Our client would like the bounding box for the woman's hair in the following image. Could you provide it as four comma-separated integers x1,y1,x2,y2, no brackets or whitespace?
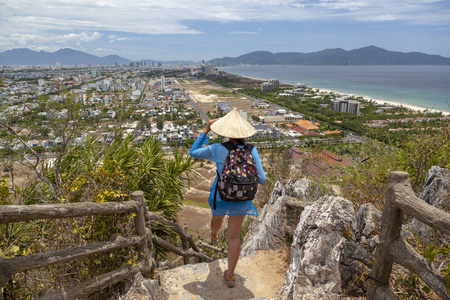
235,138,245,145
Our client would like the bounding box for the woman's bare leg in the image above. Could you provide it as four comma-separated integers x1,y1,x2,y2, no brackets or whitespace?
211,215,225,237
226,215,246,282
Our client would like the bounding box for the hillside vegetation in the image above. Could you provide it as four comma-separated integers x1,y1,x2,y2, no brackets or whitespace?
1,73,449,298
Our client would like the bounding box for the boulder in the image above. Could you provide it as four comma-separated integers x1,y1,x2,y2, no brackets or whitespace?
340,204,380,296
241,179,381,298
280,197,381,299
240,181,286,257
120,272,168,300
241,178,333,257
280,196,356,299
284,178,336,201
410,166,450,243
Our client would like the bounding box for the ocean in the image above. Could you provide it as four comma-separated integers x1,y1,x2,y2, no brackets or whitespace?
219,65,450,114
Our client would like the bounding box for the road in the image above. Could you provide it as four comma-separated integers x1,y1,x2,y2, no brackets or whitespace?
175,80,210,123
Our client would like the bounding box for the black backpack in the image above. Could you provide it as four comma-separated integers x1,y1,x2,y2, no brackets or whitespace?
213,141,258,209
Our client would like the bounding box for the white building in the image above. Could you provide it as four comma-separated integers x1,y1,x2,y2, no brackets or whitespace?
161,76,166,91
261,79,280,91
205,65,215,76
348,100,361,114
331,99,360,114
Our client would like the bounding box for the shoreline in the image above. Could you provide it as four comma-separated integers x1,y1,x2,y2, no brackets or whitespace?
221,71,450,116
315,87,450,116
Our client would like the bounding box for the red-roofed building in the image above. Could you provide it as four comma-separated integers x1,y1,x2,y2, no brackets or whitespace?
323,130,341,135
294,120,320,131
287,147,352,177
289,125,319,136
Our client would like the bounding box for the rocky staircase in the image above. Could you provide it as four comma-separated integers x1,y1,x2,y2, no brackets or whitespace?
121,249,287,300
121,167,450,300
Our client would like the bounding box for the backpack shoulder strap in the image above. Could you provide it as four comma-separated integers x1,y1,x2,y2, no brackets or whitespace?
245,143,254,152
222,141,237,152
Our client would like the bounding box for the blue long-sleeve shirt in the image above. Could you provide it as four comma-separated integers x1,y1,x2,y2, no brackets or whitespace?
189,132,266,216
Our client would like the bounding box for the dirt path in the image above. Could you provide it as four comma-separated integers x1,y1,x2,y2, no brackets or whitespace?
179,204,214,240
158,248,289,300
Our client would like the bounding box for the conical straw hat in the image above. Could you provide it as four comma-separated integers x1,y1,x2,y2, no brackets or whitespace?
210,108,256,139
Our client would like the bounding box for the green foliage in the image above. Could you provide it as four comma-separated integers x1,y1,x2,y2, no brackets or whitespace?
0,177,9,204
340,141,396,208
156,116,164,130
394,126,450,190
394,272,432,299
340,122,449,208
1,122,196,297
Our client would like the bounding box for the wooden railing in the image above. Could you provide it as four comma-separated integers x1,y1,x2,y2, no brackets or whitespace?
0,191,154,300
367,171,450,300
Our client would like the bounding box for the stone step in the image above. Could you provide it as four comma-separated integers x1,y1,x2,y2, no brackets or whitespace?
158,249,288,300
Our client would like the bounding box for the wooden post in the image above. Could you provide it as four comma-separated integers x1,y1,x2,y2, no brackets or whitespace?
367,171,408,300
132,191,153,277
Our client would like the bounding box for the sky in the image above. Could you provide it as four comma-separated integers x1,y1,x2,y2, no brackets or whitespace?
0,0,449,62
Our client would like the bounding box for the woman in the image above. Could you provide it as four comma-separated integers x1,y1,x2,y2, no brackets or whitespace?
189,108,266,288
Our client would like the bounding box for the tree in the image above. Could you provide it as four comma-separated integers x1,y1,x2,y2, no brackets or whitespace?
156,116,164,130
0,81,198,297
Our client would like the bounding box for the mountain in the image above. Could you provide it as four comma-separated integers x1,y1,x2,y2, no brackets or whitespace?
210,46,450,65
0,48,132,66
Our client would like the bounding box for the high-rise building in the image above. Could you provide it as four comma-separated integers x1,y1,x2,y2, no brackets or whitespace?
205,65,215,76
261,79,280,91
331,100,340,111
331,99,360,114
161,76,165,91
348,100,361,114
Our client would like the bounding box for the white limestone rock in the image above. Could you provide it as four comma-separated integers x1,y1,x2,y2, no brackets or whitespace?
241,178,332,257
241,181,286,257
410,166,450,243
280,196,356,299
120,272,168,300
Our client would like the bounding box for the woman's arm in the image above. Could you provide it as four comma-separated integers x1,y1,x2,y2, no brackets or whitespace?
202,119,218,135
252,147,266,184
189,119,218,160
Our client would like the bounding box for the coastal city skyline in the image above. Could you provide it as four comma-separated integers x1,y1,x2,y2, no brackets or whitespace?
1,0,449,61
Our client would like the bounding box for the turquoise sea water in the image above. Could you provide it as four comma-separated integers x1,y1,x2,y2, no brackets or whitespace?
219,65,450,114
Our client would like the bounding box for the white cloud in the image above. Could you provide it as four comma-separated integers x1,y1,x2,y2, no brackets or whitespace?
0,32,101,51
370,14,397,22
1,0,447,36
230,31,258,34
95,48,114,52
0,0,449,52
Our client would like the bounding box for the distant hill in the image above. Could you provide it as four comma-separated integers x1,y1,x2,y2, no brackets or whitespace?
0,48,199,67
0,48,132,66
210,46,450,65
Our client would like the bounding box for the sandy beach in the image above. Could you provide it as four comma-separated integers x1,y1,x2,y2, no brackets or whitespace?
316,87,450,116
